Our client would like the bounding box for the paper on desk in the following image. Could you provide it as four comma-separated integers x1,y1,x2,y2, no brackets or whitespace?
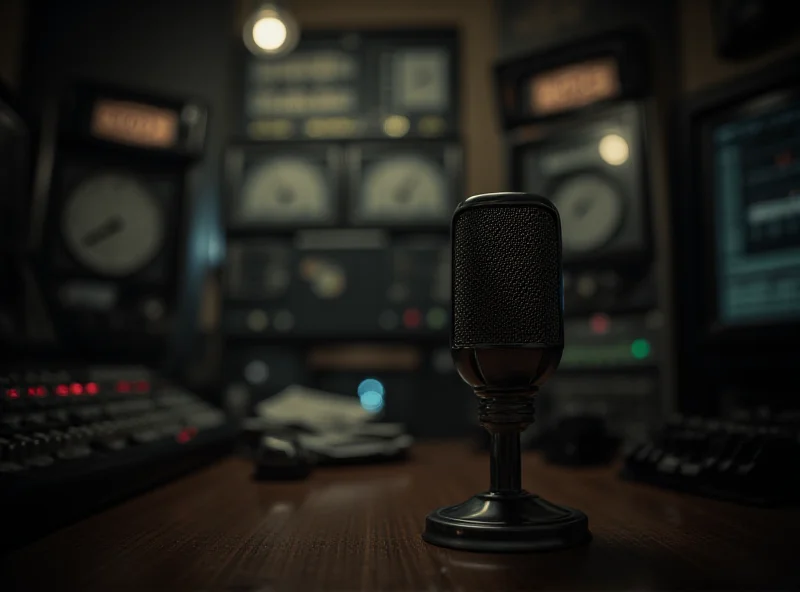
255,384,376,431
298,433,414,458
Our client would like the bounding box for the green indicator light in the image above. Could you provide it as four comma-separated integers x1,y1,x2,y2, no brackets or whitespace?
631,338,651,360
426,307,447,330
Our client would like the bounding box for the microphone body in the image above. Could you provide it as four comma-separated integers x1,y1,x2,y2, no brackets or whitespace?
451,193,563,431
422,192,590,553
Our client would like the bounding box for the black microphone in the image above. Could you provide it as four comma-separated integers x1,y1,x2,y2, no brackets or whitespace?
422,192,591,553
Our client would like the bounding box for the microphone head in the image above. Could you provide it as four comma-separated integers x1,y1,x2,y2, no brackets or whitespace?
451,193,564,392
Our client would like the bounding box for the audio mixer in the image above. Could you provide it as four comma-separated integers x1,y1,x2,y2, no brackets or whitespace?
0,366,235,551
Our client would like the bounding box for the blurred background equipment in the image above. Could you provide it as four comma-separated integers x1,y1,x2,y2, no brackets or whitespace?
497,30,662,443
222,28,470,436
33,81,207,362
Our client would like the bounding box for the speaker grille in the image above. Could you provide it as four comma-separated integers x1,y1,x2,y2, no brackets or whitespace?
452,204,562,348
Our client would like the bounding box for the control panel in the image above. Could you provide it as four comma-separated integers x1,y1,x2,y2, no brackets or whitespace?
224,232,450,339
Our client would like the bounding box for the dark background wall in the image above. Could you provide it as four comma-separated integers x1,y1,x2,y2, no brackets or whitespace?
21,0,233,165
0,0,26,88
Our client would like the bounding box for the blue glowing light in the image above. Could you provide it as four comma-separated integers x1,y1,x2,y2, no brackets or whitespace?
359,390,384,413
357,378,384,397
357,378,385,413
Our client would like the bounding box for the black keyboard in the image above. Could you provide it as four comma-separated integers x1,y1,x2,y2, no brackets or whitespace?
0,366,236,552
621,414,800,506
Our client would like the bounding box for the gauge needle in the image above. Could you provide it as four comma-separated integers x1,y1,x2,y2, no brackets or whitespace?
393,177,418,203
82,216,125,247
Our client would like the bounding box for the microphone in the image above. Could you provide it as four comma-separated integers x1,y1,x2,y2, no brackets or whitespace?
422,192,591,553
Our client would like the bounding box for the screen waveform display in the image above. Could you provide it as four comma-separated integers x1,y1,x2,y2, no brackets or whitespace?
712,97,800,325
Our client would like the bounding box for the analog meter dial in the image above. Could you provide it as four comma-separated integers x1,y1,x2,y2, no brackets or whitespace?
552,173,624,254
357,155,448,223
61,173,165,277
238,157,333,225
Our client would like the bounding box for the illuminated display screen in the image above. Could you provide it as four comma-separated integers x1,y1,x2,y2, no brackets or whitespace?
711,96,800,325
90,99,178,148
528,58,620,117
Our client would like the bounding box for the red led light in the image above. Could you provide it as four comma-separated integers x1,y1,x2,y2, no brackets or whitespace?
133,380,150,393
6,388,19,399
402,308,422,329
27,386,46,398
69,382,84,395
85,382,99,395
116,380,131,393
175,426,198,444
590,313,611,335
55,384,69,397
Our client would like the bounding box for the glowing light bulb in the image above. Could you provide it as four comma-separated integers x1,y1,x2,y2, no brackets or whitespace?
252,16,288,51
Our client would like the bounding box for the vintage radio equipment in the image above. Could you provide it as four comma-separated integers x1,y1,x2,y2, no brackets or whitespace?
223,232,451,340
223,139,460,341
497,31,661,438
235,30,459,141
34,81,208,361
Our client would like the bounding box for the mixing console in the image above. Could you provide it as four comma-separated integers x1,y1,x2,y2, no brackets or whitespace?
0,366,235,551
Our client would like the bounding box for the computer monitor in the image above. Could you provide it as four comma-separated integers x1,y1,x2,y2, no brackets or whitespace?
707,92,800,329
673,56,800,414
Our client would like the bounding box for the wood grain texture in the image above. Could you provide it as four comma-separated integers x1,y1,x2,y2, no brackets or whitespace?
3,441,799,591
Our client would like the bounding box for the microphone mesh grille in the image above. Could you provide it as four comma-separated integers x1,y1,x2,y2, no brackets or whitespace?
452,204,562,348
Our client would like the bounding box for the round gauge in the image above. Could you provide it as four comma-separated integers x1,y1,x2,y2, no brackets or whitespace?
62,173,165,277
238,157,332,225
358,155,448,223
552,174,624,254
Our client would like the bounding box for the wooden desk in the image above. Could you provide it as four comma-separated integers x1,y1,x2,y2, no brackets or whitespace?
3,442,799,591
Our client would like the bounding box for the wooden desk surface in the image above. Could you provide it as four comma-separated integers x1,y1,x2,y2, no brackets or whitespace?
3,441,799,591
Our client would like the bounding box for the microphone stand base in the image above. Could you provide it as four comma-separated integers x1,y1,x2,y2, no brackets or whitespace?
422,491,590,553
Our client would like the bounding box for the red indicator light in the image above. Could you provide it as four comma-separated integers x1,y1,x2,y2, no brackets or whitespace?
116,381,131,393
133,380,150,393
402,308,422,329
55,384,69,397
175,426,198,444
85,382,99,395
36,386,47,397
590,313,611,335
69,382,84,395
27,387,37,397
6,388,19,399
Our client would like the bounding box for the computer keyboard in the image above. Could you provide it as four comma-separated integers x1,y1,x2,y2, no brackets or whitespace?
0,366,236,552
620,413,800,506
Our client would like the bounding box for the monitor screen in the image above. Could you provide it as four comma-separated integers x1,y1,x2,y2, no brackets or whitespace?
709,94,800,327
